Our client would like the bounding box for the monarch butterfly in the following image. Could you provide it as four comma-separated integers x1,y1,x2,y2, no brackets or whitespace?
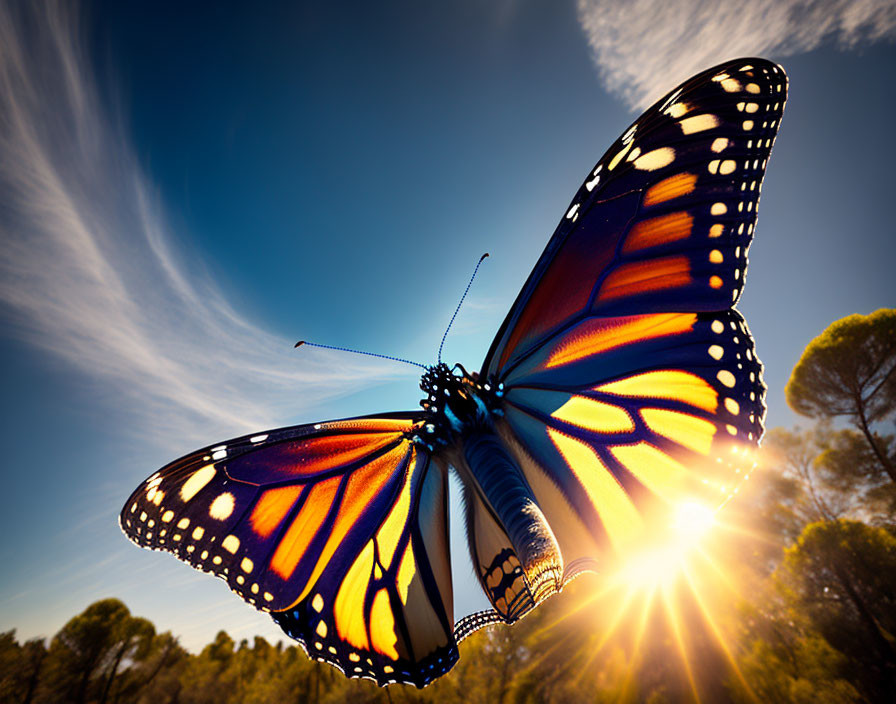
121,58,786,687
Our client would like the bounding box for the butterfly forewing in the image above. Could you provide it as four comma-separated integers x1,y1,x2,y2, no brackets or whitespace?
484,58,786,378
120,414,457,687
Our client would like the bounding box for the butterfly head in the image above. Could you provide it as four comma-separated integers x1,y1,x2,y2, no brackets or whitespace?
416,362,499,447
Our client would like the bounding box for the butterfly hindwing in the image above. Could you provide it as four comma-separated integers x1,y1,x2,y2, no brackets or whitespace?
484,58,786,379
496,309,765,570
462,483,535,623
120,414,457,687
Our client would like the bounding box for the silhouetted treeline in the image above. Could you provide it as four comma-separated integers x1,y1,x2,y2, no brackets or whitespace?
3,311,893,704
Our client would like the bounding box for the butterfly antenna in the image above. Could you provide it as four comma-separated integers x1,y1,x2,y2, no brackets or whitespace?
438,252,489,363
295,340,427,370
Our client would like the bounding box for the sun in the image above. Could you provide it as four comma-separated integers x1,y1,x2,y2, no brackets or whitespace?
528,489,766,702
673,501,716,542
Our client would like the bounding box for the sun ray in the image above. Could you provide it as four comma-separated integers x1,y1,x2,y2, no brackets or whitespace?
690,546,745,600
528,576,620,640
680,563,759,703
618,585,660,699
571,586,642,688
660,583,701,703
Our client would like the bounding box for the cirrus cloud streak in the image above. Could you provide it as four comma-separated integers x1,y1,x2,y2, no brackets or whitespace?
0,3,400,444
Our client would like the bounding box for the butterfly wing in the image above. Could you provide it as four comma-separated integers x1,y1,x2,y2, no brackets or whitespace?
494,309,763,575
120,414,456,687
484,58,786,378
461,483,536,623
477,58,786,579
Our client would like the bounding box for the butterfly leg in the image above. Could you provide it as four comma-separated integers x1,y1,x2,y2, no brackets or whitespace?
463,433,563,604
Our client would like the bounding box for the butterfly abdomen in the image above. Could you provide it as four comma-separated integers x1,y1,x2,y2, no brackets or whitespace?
461,433,563,605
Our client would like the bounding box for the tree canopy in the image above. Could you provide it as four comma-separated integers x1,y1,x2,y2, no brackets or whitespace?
786,308,896,422
786,308,896,483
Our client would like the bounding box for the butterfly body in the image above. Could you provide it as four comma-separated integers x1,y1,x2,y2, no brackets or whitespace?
122,58,788,687
416,363,565,604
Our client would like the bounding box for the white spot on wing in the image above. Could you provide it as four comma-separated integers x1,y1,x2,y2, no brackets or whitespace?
664,101,688,118
181,464,216,502
720,78,742,93
608,142,633,170
679,114,718,134
717,370,736,388
209,493,235,520
633,147,674,171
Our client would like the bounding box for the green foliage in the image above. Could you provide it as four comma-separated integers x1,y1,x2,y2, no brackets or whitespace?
815,428,896,519
775,520,896,701
757,424,896,533
41,598,157,704
761,426,852,530
0,630,47,704
786,308,896,423
6,526,895,703
786,309,896,484
736,632,861,704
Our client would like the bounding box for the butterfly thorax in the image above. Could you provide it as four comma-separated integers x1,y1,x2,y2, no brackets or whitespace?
415,363,503,449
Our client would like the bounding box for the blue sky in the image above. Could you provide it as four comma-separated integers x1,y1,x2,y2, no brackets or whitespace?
1,0,894,650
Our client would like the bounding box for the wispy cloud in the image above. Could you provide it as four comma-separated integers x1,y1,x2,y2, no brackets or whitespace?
576,0,896,109
0,3,402,443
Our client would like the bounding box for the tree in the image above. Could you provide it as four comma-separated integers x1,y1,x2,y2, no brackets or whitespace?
776,520,896,702
814,428,896,521
40,598,156,704
754,424,896,536
761,427,850,527
786,309,896,483
735,628,861,704
96,614,154,704
0,631,47,704
127,631,188,704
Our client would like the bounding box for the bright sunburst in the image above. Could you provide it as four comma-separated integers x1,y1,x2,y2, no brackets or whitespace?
529,460,770,703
